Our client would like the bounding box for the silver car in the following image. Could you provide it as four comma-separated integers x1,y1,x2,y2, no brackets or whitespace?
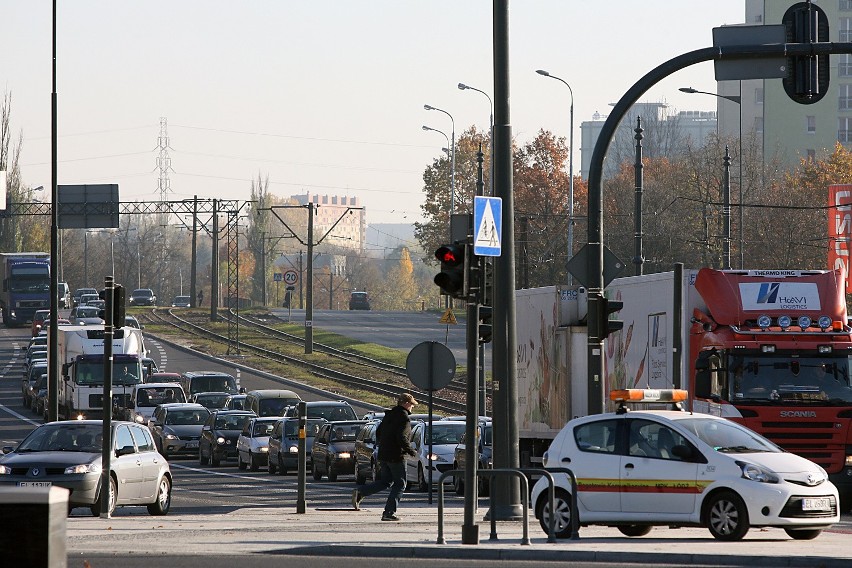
148,403,210,458
236,417,278,471
0,420,172,517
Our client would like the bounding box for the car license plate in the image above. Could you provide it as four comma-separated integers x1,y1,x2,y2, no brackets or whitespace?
17,481,52,488
802,497,831,511
185,441,198,449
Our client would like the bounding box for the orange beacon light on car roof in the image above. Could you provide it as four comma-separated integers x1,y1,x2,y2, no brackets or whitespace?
609,389,688,404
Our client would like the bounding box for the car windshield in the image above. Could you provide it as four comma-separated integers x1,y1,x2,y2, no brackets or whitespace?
189,376,238,394
308,405,357,421
283,419,325,438
17,423,104,452
165,409,209,425
676,417,781,453
76,307,99,318
136,387,185,407
331,424,361,441
133,290,153,298
197,394,229,408
253,422,276,436
259,398,301,417
426,423,466,445
215,415,251,430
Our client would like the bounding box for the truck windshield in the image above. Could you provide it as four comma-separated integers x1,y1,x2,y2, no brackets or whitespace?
730,354,852,404
9,271,50,292
76,361,143,386
189,376,238,394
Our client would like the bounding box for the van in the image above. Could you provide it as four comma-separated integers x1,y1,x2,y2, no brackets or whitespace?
180,371,240,397
58,282,71,309
349,291,370,310
245,389,302,417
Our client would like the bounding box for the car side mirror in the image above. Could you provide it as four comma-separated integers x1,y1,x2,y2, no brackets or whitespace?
116,445,135,457
2,446,13,454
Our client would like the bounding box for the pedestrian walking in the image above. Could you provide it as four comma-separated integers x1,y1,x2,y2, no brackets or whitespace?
197,289,204,306
352,393,418,521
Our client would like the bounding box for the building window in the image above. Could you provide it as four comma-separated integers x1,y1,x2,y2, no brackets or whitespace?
842,18,852,41
839,117,852,142
807,116,816,133
842,84,852,110
754,88,764,105
842,55,852,77
807,149,816,162
843,0,852,11
755,117,764,134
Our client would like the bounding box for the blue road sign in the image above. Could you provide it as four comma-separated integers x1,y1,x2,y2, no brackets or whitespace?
473,196,502,256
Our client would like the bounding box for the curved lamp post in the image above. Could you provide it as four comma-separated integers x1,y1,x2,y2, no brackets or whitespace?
458,83,494,197
535,69,575,283
424,104,456,215
680,86,744,268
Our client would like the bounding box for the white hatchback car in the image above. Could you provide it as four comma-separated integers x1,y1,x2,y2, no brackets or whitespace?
533,404,839,541
405,419,466,490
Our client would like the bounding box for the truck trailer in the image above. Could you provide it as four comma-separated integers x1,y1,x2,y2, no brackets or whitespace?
0,252,50,326
54,324,147,420
516,268,852,511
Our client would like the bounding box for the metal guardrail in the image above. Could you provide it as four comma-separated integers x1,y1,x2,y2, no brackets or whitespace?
435,466,579,545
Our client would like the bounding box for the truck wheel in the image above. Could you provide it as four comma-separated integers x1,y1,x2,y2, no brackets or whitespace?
706,490,749,541
536,488,574,539
146,476,171,516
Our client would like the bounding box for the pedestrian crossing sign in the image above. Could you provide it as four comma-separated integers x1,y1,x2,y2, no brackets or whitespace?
473,196,502,256
439,308,457,325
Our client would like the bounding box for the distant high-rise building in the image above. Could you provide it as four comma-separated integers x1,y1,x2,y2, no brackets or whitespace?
291,193,365,252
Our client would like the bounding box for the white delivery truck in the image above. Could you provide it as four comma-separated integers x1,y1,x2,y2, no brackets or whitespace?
55,324,148,420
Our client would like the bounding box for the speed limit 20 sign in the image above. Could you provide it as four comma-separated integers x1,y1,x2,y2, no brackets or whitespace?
283,270,299,285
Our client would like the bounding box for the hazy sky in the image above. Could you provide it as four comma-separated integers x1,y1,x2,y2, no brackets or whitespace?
3,1,743,226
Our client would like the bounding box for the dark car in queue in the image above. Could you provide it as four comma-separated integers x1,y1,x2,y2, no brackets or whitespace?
129,288,156,306
223,394,248,411
282,400,358,422
180,371,240,399
199,410,256,467
148,403,210,458
191,391,231,410
236,417,278,471
452,420,493,496
354,420,381,485
21,361,48,410
311,421,366,481
0,420,172,517
267,417,326,475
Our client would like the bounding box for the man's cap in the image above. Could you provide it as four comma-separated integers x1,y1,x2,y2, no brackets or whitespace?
398,393,418,406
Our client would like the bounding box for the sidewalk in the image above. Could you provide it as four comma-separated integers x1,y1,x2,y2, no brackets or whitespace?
65,502,852,567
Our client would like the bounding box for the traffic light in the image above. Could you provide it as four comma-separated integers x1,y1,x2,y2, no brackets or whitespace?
478,305,493,344
596,293,624,340
782,1,829,105
434,242,466,299
98,284,126,328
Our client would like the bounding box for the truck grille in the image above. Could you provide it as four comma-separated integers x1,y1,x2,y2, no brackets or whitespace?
88,394,132,407
756,421,846,473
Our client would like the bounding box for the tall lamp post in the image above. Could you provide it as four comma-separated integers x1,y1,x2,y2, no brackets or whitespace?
424,104,456,216
536,69,575,283
458,83,494,196
422,125,451,159
680,86,744,268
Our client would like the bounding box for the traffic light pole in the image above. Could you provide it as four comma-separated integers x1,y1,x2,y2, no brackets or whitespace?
585,37,852,413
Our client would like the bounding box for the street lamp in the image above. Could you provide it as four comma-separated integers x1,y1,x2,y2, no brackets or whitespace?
680,86,744,268
457,83,494,197
424,104,456,215
536,69,576,283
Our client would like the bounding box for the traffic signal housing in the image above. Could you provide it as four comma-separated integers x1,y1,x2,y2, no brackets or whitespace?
596,293,624,340
782,1,829,105
98,284,127,328
434,242,467,299
478,305,493,344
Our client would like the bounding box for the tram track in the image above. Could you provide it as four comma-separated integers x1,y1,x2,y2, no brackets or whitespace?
138,309,468,415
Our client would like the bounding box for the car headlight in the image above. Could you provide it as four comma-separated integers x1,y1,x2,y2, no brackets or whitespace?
135,415,145,424
542,450,550,468
737,460,779,483
217,437,226,445
165,434,178,440
337,452,351,459
260,446,269,452
0,464,11,475
288,445,299,454
64,463,102,475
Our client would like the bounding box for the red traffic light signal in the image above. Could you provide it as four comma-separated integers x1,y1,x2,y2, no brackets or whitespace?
434,243,466,299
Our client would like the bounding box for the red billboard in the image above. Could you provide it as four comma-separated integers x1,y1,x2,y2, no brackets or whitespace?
828,184,852,291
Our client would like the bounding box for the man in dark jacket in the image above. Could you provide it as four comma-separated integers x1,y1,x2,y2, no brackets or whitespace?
352,393,417,521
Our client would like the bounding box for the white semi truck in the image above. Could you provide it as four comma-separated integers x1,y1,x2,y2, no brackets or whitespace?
55,325,148,420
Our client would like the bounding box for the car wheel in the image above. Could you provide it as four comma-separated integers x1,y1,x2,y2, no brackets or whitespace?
536,488,574,539
453,464,464,496
238,453,247,470
417,464,428,492
249,453,260,472
706,490,750,541
147,476,171,516
199,445,209,466
327,460,338,482
784,528,823,540
91,476,117,517
617,525,653,537
312,462,322,481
